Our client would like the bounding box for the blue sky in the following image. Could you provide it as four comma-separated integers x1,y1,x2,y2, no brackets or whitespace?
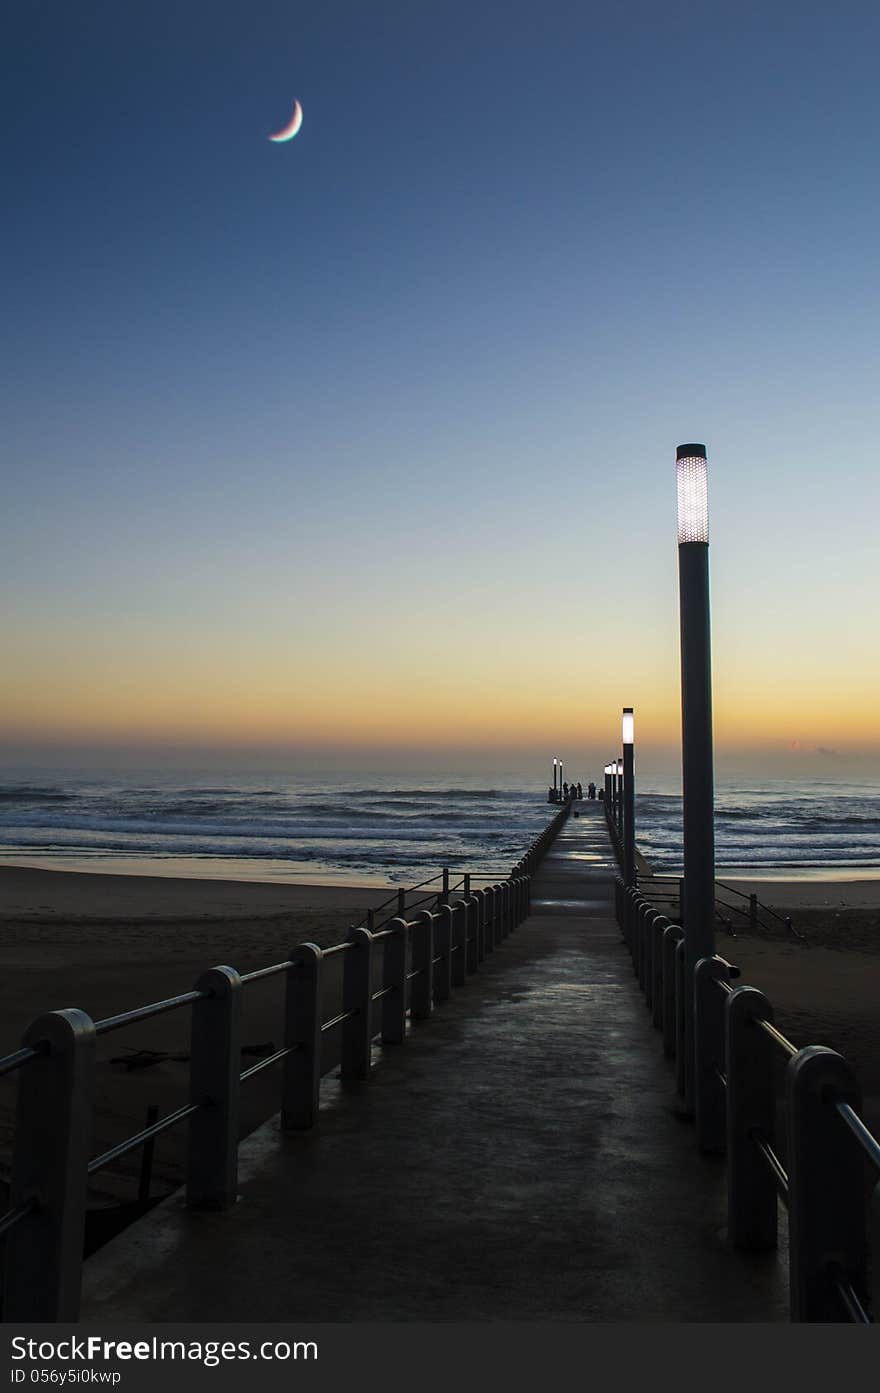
3,1,879,776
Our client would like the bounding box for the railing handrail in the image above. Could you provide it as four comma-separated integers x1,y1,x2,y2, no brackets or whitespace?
631,871,805,939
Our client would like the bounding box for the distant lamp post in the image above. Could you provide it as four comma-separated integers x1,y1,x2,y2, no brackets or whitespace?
677,442,716,1111
559,758,564,799
552,757,558,802
622,707,635,886
604,763,612,808
615,758,624,838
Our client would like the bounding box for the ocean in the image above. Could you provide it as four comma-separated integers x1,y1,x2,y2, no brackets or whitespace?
0,771,878,885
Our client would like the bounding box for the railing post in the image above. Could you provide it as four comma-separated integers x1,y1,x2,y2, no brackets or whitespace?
3,1008,95,1321
483,887,495,955
465,896,479,973
631,895,643,977
472,889,486,961
650,914,669,1026
694,956,732,1153
645,908,660,1003
494,883,505,946
186,965,242,1211
411,911,434,1020
282,944,323,1131
639,902,651,992
341,927,374,1080
450,902,467,988
434,904,453,1003
725,985,777,1250
786,1046,867,1321
441,867,450,904
381,917,409,1044
627,890,639,958
397,887,406,916
674,937,687,1098
464,873,471,898
662,924,683,1059
502,881,511,937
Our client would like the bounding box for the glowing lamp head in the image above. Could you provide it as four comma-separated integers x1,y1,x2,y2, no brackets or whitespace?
676,443,709,545
622,708,634,746
616,759,624,776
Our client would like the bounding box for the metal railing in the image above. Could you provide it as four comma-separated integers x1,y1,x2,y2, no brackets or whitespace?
614,876,879,1323
0,804,571,1322
624,872,806,941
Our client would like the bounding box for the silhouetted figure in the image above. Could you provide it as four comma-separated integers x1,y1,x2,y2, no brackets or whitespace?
562,781,569,800
576,782,583,800
588,781,596,800
597,788,604,800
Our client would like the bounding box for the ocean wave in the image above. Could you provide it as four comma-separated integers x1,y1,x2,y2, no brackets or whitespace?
0,786,75,804
355,788,507,799
0,817,529,848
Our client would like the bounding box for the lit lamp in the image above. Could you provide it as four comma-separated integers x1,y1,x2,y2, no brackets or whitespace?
676,443,716,1112
552,757,558,802
622,707,635,886
604,763,612,809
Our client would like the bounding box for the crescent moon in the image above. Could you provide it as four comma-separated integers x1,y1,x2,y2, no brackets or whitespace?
268,100,303,143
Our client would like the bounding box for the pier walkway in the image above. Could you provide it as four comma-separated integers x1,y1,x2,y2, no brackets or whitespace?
82,803,788,1321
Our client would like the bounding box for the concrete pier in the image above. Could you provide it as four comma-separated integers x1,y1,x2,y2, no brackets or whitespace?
81,803,788,1321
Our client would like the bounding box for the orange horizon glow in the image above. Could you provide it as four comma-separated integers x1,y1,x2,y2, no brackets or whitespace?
3,612,878,758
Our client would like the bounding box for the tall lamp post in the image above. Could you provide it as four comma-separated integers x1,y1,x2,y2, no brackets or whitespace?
552,757,558,802
616,758,624,839
622,707,635,886
677,443,716,1110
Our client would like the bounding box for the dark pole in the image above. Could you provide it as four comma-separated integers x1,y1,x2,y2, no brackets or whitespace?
677,442,716,1112
616,759,624,839
553,758,557,801
622,708,635,886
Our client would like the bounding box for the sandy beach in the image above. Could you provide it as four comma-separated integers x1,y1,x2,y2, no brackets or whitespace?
2,863,879,1212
